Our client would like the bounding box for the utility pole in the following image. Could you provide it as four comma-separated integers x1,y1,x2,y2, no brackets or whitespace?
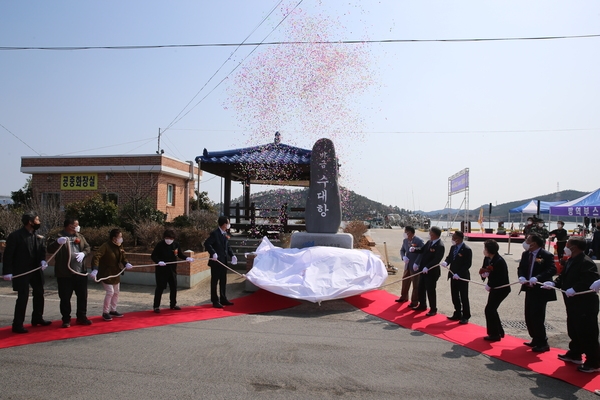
156,128,163,154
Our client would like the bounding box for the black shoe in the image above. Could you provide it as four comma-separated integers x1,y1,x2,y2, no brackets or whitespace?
425,311,437,317
102,313,112,321
170,305,181,310
558,353,583,365
483,335,501,342
76,318,92,326
412,305,427,311
447,315,461,321
221,301,234,306
407,303,418,308
12,326,28,334
213,303,223,308
154,308,161,314
395,298,408,303
459,319,469,325
578,365,600,373
31,319,52,327
61,322,71,328
532,345,550,353
109,311,123,318
523,342,535,347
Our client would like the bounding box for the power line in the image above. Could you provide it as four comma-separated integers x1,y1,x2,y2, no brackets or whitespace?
2,34,599,51
0,123,41,155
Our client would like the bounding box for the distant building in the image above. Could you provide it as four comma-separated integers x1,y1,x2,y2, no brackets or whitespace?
0,196,13,207
21,154,200,221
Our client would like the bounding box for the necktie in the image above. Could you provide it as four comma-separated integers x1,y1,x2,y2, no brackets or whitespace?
453,246,459,258
528,252,534,278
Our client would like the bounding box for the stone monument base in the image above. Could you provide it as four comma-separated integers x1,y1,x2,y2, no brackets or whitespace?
290,232,353,250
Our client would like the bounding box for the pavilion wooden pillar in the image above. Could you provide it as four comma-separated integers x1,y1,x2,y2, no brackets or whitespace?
244,178,251,219
224,171,232,218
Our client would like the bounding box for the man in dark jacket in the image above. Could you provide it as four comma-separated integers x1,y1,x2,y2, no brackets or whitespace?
411,226,445,317
517,234,557,352
544,236,600,372
47,217,92,328
204,217,237,308
151,229,193,313
441,231,473,324
2,212,51,333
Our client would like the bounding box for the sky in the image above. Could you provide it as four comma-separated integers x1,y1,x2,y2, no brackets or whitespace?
1,1,599,212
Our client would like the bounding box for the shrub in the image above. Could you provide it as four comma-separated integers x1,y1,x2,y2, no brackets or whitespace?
177,227,211,252
172,215,193,228
81,226,134,248
0,207,22,240
132,220,165,250
65,194,118,228
343,220,368,248
188,209,219,232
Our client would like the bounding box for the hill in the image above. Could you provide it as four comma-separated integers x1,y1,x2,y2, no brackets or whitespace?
230,189,589,222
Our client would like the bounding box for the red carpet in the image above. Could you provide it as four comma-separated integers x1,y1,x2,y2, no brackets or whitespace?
345,290,600,393
0,290,300,349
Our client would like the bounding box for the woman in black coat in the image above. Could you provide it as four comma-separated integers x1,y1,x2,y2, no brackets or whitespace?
480,239,511,342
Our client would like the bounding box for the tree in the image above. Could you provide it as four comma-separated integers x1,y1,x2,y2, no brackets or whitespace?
65,194,119,228
191,190,217,213
10,177,33,208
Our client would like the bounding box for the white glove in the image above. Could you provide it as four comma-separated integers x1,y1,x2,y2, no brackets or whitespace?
408,247,415,253
518,276,527,284
481,272,489,278
441,261,448,268
89,269,98,279
125,263,133,270
529,277,538,285
186,257,194,262
158,261,166,266
3,274,12,281
452,273,460,280
542,281,555,289
413,264,419,272
57,236,68,245
422,267,428,274
402,256,410,264
41,260,48,270
231,256,238,265
212,253,218,260
485,284,491,292
590,279,600,293
565,288,576,297
75,252,85,263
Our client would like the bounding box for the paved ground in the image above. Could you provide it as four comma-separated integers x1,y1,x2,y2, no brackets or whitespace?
0,228,596,399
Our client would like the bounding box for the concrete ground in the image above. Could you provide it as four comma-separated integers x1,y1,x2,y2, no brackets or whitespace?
0,228,596,399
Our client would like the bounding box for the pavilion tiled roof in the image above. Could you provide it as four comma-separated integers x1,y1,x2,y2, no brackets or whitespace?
196,142,311,165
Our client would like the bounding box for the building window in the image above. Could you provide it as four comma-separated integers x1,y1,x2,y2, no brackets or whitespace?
41,193,61,208
102,193,118,205
167,184,174,206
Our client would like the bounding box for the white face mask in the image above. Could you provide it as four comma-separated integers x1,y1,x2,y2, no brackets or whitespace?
557,224,563,228
164,239,174,245
115,237,123,245
537,223,544,228
564,246,572,257
226,224,231,230
527,220,533,225
451,240,457,246
522,242,530,251
75,226,81,233
403,233,408,239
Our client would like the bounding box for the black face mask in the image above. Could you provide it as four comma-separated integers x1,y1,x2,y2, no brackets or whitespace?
32,223,41,230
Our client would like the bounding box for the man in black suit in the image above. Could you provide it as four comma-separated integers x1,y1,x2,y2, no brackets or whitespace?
411,226,445,316
203,216,237,308
2,212,51,333
544,236,600,372
517,234,557,352
441,231,473,324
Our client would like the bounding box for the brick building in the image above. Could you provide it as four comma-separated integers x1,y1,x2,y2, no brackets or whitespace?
21,154,200,221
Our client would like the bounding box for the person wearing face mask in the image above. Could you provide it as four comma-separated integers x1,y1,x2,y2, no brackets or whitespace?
47,217,92,328
395,226,424,307
480,239,511,341
517,234,557,352
543,237,600,372
2,212,50,333
151,229,194,313
410,226,445,316
530,219,550,241
591,220,600,260
440,231,473,324
549,220,569,259
523,217,535,237
91,228,132,321
204,216,237,308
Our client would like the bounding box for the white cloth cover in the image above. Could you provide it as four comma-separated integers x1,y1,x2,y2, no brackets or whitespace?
246,237,388,303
